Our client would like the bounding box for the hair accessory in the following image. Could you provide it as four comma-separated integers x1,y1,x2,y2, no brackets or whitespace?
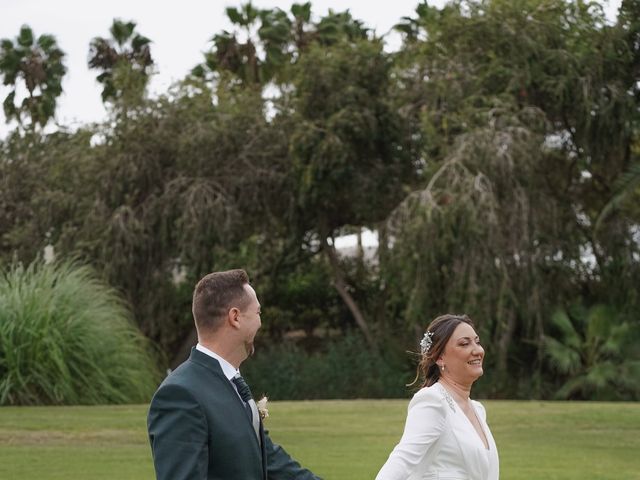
420,331,434,355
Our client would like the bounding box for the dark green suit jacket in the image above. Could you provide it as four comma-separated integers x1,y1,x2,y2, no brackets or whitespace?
147,348,321,480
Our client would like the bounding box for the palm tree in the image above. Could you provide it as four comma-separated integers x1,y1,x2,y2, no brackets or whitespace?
193,2,266,86
543,305,640,400
0,25,66,129
192,2,370,88
88,19,153,104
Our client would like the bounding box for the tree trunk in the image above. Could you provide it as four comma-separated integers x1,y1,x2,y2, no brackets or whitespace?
494,270,517,388
356,229,365,262
323,236,377,349
496,312,516,378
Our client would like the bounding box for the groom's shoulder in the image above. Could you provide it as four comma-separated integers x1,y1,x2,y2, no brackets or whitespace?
152,360,192,394
160,355,204,385
149,360,206,410
157,353,226,391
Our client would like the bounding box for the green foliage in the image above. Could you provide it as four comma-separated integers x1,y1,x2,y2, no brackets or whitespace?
88,19,153,105
1,1,639,400
290,39,414,232
258,260,346,339
0,129,97,265
0,78,293,367
382,0,640,391
0,25,66,128
383,104,574,388
193,2,370,87
543,304,640,400
243,333,412,399
596,159,640,231
282,38,417,346
0,260,161,405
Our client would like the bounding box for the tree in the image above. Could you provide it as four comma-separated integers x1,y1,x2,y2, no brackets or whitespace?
197,2,264,85
380,0,640,393
0,25,66,129
594,0,640,231
66,80,293,367
285,39,416,347
88,19,153,106
192,2,370,89
2,1,639,399
0,127,97,268
384,105,575,389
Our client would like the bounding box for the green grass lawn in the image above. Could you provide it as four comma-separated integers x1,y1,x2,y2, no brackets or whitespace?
1,400,638,479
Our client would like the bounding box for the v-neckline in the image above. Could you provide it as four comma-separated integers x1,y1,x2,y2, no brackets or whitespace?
437,383,491,451
462,402,490,451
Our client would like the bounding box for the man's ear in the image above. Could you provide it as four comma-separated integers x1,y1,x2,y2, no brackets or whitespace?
227,307,241,329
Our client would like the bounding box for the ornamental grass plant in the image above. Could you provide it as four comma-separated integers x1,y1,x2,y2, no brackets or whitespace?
0,260,161,405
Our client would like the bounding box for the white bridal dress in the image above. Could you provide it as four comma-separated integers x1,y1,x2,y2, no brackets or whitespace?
376,382,499,480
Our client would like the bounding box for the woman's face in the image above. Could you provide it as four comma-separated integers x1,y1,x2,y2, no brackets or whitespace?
439,322,485,383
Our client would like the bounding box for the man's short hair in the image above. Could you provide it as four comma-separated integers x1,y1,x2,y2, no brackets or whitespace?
192,269,251,332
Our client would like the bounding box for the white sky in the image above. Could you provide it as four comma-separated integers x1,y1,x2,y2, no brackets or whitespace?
0,0,622,136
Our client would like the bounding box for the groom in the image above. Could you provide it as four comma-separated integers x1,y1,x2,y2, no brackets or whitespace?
147,269,322,480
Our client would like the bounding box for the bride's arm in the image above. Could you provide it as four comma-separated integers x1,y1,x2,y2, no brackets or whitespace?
375,388,446,480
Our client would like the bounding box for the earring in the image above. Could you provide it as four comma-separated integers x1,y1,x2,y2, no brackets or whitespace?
440,364,445,372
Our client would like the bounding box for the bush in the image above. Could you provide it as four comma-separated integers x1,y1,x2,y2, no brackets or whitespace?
0,261,161,405
244,332,413,400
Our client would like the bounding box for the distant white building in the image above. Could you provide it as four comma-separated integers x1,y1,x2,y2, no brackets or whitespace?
334,228,378,263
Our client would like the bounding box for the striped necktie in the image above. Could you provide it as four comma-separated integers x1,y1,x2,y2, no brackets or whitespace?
232,374,253,419
232,374,260,440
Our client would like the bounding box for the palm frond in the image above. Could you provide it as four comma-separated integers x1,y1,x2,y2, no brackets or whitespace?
554,374,588,400
543,335,581,374
550,309,581,349
17,25,34,47
595,161,640,231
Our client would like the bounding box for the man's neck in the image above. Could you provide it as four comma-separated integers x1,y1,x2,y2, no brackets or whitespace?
198,338,244,370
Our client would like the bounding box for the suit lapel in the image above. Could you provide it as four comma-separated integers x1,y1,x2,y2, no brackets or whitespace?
259,421,267,480
188,348,262,450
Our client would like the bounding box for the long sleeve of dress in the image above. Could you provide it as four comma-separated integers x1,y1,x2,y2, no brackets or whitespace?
376,388,447,480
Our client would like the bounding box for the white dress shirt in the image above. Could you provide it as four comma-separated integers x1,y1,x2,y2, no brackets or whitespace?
196,343,238,381
376,383,499,480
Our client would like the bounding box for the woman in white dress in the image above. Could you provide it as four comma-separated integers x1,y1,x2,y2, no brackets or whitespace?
376,314,499,480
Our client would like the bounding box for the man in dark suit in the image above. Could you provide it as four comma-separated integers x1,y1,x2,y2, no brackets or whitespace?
147,269,322,480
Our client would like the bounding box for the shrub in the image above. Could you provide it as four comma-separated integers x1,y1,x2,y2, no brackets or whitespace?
0,261,161,405
244,332,413,400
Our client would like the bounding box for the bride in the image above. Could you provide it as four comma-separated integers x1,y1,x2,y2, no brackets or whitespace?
376,314,499,480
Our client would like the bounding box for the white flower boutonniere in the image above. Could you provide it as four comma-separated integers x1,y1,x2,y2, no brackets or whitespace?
257,396,269,420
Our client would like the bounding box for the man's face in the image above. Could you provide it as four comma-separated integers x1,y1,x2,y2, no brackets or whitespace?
239,284,262,358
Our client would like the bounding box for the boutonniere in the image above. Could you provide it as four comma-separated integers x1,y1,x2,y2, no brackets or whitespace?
256,396,269,420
